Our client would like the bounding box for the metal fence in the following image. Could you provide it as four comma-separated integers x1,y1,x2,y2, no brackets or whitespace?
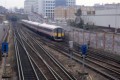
65,30,120,55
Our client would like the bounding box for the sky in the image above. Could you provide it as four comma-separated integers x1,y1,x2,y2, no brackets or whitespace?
0,0,120,9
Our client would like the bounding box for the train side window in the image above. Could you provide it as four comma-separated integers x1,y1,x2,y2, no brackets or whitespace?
44,28,52,32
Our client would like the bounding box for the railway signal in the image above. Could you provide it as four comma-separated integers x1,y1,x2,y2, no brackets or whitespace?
1,42,9,78
80,44,88,80
2,42,8,54
81,44,88,56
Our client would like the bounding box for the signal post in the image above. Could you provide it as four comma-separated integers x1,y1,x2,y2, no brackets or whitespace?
80,44,88,80
1,42,9,78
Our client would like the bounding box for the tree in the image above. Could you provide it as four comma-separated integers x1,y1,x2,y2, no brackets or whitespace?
75,8,82,16
74,8,84,28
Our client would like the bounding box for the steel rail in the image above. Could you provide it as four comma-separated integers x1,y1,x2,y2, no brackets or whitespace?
42,41,120,80
23,29,77,80
14,32,23,80
51,47,119,80
15,30,39,80
20,30,67,80
17,29,60,80
21,24,120,79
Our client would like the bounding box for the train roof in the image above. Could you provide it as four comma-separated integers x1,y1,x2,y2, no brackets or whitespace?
40,23,62,29
22,20,62,30
22,20,39,25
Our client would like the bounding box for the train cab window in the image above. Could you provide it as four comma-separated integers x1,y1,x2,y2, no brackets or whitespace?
56,28,62,37
58,28,62,33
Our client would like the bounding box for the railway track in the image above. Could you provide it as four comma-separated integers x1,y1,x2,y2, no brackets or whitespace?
15,26,76,80
17,30,60,80
23,24,120,68
14,31,39,80
36,39,120,80
21,25,120,80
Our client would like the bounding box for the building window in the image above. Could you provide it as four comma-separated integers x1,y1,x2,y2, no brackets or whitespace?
87,11,95,15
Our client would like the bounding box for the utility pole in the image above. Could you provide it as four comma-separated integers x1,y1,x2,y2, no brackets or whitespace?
69,41,73,60
115,4,118,33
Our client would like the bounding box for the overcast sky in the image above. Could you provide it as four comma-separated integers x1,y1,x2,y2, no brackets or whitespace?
0,0,120,9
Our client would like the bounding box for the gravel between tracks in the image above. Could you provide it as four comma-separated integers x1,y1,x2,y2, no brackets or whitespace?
42,44,108,80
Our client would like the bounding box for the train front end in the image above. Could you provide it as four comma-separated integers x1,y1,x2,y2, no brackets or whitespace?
53,28,64,41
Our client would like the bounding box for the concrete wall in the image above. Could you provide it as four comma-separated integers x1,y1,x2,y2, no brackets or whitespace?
65,30,120,55
81,9,120,28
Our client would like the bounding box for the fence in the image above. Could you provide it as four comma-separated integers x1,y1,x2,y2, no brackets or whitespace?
65,30,120,55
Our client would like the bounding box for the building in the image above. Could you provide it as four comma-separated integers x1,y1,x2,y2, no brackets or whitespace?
80,4,120,28
54,3,120,29
24,0,76,19
81,8,120,28
37,0,44,15
24,0,36,13
55,0,66,7
66,6,78,20
24,0,55,18
0,6,7,14
13,8,24,14
54,6,66,21
94,3,120,10
54,5,95,21
43,0,76,19
53,0,76,20
55,0,76,7
55,0,75,7
66,0,76,6
43,0,55,19
54,6,79,21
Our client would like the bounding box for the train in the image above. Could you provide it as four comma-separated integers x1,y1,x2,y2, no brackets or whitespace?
21,20,64,41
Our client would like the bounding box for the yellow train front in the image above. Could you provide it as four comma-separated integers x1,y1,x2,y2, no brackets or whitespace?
53,28,64,41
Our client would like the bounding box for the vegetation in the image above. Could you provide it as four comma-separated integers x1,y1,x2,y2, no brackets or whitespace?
75,9,82,16
67,19,76,26
67,8,86,29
